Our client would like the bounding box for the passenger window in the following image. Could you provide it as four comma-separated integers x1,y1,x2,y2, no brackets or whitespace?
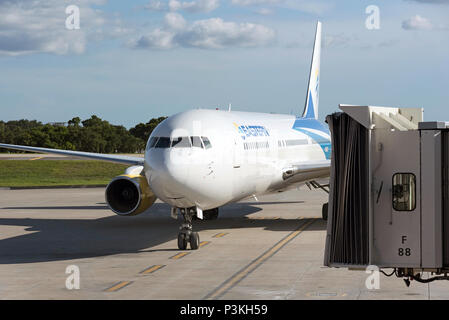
201,137,212,149
392,173,416,211
155,137,170,148
171,137,191,148
190,136,203,148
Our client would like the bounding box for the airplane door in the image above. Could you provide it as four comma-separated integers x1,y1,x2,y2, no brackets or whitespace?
233,137,242,168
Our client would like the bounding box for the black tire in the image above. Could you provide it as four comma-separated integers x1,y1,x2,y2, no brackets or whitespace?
178,233,187,250
190,232,200,250
322,203,329,221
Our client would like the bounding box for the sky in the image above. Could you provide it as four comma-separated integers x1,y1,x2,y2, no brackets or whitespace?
0,0,448,128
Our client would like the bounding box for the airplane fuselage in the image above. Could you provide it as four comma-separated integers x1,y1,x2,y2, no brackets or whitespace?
145,109,331,210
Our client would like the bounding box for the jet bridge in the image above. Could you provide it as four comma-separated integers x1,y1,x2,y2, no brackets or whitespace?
324,104,449,285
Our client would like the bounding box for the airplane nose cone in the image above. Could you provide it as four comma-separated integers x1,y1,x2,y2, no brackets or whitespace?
145,147,229,210
145,149,197,206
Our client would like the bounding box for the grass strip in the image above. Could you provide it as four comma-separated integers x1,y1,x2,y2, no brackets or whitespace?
0,160,127,187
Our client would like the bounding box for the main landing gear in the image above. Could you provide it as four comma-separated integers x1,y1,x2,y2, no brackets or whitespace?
177,208,200,250
322,202,328,221
305,180,329,222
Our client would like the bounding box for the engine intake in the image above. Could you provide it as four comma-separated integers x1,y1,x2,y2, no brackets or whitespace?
105,174,156,216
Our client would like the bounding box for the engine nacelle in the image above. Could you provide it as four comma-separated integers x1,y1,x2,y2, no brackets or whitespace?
105,171,157,216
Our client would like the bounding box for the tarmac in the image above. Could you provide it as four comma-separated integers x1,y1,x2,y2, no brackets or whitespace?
1,186,449,300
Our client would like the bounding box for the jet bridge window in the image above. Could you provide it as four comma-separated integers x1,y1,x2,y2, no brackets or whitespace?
171,137,191,148
392,173,416,211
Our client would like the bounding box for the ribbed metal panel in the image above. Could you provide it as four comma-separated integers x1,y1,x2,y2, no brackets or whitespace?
324,113,369,266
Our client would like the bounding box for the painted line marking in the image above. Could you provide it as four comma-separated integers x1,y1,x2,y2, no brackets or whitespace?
306,292,348,298
199,241,210,248
213,232,228,238
204,218,315,300
104,281,133,292
140,264,165,275
170,252,190,260
29,156,44,161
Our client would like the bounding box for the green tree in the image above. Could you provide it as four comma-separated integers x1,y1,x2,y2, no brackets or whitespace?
68,117,81,127
0,115,166,154
130,116,167,142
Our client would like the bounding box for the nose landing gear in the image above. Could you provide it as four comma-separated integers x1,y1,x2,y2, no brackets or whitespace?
177,208,200,250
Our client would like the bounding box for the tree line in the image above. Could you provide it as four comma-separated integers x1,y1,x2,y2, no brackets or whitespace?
0,115,167,153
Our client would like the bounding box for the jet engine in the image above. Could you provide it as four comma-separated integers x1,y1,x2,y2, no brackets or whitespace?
105,167,157,216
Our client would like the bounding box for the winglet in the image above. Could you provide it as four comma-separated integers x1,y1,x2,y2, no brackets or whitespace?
301,21,322,119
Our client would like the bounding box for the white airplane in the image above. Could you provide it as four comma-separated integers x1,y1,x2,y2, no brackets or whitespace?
0,22,331,250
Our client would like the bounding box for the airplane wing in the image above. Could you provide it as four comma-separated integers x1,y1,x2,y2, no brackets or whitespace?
282,160,330,180
0,143,144,165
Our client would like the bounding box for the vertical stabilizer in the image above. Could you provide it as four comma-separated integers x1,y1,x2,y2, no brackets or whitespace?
301,21,321,119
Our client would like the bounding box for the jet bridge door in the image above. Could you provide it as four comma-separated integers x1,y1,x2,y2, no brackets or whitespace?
372,130,421,268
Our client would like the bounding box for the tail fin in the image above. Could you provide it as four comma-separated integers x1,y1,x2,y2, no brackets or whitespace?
301,21,322,119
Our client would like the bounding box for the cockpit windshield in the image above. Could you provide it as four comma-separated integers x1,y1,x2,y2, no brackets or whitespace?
155,137,170,148
201,137,212,149
171,137,190,148
148,136,212,149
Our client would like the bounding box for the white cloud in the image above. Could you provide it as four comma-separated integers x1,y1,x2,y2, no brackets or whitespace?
0,0,123,56
231,0,331,15
164,12,187,30
406,0,449,4
133,29,175,49
144,0,166,11
255,8,274,15
130,14,276,49
231,0,281,5
402,15,433,30
178,17,276,48
323,34,352,48
146,0,220,13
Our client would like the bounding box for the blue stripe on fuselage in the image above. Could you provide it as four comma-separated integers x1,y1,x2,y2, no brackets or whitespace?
292,118,331,160
292,117,330,135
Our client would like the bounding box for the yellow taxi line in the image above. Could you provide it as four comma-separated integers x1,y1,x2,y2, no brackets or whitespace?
199,241,210,247
170,252,190,260
104,281,133,292
140,264,165,275
213,232,228,238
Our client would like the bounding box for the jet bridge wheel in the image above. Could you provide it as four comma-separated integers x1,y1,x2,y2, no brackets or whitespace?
322,203,329,221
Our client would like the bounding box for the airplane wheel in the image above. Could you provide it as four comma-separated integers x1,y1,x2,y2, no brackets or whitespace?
190,232,200,250
178,233,187,250
322,203,328,221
